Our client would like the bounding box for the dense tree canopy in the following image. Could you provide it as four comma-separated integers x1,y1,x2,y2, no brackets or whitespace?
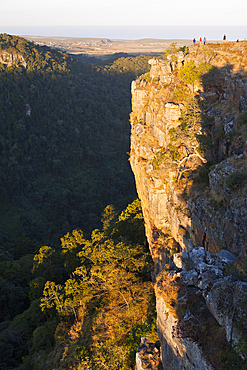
0,33,151,247
0,34,157,370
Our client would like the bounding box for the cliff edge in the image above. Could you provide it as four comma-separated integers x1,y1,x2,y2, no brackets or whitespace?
130,41,247,369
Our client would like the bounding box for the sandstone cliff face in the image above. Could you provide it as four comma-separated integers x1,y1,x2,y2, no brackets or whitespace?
131,42,247,369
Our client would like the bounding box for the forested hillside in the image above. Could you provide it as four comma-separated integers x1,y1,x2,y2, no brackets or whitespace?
0,33,156,369
0,199,158,370
0,33,150,248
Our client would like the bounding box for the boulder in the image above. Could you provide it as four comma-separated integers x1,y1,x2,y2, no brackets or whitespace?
134,124,145,136
173,253,183,269
223,113,235,134
205,278,247,343
189,247,206,267
206,106,222,117
239,95,247,112
196,263,224,290
164,102,182,122
205,251,215,265
173,252,189,269
216,249,235,266
180,269,198,286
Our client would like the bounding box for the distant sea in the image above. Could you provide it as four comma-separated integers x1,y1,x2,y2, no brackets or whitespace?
1,25,247,41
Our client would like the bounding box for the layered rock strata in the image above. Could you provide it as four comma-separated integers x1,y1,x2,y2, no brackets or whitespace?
131,42,247,369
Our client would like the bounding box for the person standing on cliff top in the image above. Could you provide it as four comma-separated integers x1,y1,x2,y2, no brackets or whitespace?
199,37,202,44
223,34,226,41
203,37,206,45
193,38,196,45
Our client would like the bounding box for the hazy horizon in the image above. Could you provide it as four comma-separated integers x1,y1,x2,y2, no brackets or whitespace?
1,25,247,41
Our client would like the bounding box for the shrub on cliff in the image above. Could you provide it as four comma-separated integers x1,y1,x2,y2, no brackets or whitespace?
225,171,247,190
179,61,199,93
238,112,247,125
179,61,213,94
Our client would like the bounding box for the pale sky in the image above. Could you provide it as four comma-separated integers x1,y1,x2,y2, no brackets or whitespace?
1,0,247,27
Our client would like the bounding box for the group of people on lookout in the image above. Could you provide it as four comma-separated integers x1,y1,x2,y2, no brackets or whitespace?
193,37,207,45
193,34,227,45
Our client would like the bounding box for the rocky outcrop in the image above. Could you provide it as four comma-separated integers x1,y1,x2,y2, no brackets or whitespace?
135,337,162,370
172,247,247,345
0,52,26,68
131,42,247,369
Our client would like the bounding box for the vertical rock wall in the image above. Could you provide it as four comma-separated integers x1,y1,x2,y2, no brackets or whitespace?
131,43,247,369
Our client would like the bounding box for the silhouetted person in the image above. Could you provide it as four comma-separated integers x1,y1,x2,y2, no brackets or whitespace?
193,38,196,45
223,34,226,41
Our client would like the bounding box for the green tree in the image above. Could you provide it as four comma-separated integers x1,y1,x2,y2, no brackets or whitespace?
61,229,85,273
179,60,199,93
32,246,55,271
32,246,64,281
38,199,156,368
101,204,117,230
40,281,64,315
111,198,146,244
